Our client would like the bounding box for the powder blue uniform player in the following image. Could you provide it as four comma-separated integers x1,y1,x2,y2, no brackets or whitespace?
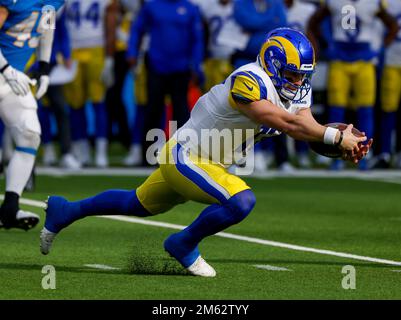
0,0,64,230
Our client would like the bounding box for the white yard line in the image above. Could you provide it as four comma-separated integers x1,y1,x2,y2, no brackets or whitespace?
83,264,121,271
6,196,401,267
253,264,291,271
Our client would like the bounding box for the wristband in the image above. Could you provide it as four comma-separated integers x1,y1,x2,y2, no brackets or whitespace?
38,61,51,76
335,131,344,147
323,127,339,145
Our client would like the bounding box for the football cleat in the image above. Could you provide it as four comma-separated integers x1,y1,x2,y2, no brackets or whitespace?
186,256,216,278
123,144,143,166
164,233,217,277
40,227,57,255
60,153,82,170
0,210,40,231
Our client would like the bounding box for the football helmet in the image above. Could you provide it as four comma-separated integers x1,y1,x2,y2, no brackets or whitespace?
258,27,315,102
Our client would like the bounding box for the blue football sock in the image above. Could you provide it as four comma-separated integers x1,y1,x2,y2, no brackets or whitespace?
169,190,256,251
357,107,374,140
380,111,396,155
93,102,108,139
328,106,346,124
70,107,87,141
63,190,151,223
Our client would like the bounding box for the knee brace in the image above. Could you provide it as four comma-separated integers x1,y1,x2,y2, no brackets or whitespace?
224,189,256,224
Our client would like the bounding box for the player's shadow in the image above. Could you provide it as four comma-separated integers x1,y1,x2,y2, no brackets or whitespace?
207,258,398,269
126,255,190,276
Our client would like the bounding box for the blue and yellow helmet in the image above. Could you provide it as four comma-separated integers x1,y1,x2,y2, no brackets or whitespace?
258,27,315,102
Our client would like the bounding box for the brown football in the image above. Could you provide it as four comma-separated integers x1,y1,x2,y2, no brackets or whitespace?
309,123,365,158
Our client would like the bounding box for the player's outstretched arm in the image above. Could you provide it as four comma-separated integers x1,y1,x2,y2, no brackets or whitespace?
35,15,55,99
237,99,367,154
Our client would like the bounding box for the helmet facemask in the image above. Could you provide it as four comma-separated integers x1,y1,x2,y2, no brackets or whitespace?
279,68,313,102
268,57,313,102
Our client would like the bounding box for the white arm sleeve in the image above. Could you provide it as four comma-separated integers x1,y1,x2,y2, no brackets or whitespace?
36,27,55,63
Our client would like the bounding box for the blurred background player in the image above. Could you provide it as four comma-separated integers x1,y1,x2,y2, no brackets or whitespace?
371,0,401,168
121,0,147,167
105,0,140,154
126,0,204,166
38,9,81,169
63,0,118,168
308,0,398,171
193,0,235,92
0,0,64,230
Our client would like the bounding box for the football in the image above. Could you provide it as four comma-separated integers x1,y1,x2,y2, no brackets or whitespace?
309,123,365,158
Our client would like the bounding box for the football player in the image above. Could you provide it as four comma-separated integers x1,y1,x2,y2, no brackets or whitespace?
0,0,64,230
307,0,398,170
40,28,371,277
374,0,401,168
193,0,234,92
63,0,118,168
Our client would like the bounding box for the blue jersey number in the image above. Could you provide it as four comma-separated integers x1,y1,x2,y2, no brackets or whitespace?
209,14,234,46
209,16,223,45
67,1,100,28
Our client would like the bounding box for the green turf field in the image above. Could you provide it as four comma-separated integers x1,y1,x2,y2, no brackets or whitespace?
0,174,400,299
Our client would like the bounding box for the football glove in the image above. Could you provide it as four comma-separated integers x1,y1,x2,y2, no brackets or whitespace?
100,57,115,88
35,61,51,100
1,64,36,96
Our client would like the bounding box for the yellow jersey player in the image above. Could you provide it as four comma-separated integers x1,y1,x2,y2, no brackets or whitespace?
307,0,398,170
63,0,118,167
40,28,371,277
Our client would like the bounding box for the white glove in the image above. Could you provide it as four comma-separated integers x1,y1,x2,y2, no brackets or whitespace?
100,57,115,88
35,75,50,99
1,65,36,96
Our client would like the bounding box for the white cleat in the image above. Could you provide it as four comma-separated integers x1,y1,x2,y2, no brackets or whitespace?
186,256,216,277
43,143,57,166
40,227,57,255
95,138,109,168
123,144,143,166
60,153,82,170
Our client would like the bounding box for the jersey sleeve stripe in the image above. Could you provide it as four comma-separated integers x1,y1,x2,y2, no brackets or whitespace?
245,71,268,100
230,71,262,104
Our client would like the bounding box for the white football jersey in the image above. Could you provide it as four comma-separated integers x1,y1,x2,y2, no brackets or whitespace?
287,0,316,33
327,0,383,43
64,0,111,49
195,0,234,59
385,0,401,66
175,61,312,166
